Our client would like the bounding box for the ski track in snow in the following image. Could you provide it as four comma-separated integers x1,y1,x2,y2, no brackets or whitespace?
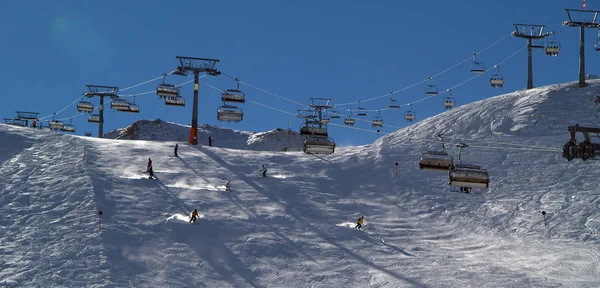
2,81,600,286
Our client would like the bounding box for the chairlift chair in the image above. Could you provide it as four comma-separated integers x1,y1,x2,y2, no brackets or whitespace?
303,136,335,155
425,76,439,95
372,110,384,127
110,98,130,110
217,105,243,122
126,103,140,113
388,92,400,109
49,120,64,130
165,96,185,107
404,104,415,122
320,117,330,124
344,117,355,126
443,97,456,109
61,123,76,133
419,151,454,171
300,123,328,137
88,114,101,123
156,82,180,98
545,32,561,57
76,101,94,113
156,84,180,98
595,29,600,52
448,164,490,189
470,53,485,73
221,89,246,103
489,65,504,88
355,101,368,116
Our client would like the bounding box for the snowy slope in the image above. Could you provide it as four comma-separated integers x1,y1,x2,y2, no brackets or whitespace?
104,118,304,151
2,80,600,287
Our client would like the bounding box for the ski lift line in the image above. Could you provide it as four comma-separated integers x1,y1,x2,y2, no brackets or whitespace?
248,100,299,117
333,32,513,107
407,44,527,107
329,122,389,134
238,80,307,107
441,135,559,150
245,96,561,154
38,97,83,120
120,73,169,92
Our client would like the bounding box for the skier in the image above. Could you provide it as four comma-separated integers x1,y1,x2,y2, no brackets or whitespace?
260,164,267,178
355,216,364,229
32,119,37,129
208,136,213,147
190,209,199,224
148,164,154,179
174,144,178,157
225,180,231,191
147,158,152,172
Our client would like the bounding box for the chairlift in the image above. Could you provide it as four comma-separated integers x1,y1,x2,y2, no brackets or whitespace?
76,100,94,113
419,133,454,171
595,29,600,52
303,136,335,155
48,113,64,130
88,114,101,123
156,73,180,98
320,117,331,124
404,104,415,122
221,78,245,103
126,103,140,113
110,98,130,110
425,76,439,95
329,106,341,119
300,122,328,137
388,92,400,109
119,96,139,113
355,101,368,116
372,110,384,127
60,119,76,133
49,120,64,130
470,53,485,73
448,164,490,189
545,32,561,57
217,105,243,122
443,89,456,110
489,65,504,88
165,96,185,107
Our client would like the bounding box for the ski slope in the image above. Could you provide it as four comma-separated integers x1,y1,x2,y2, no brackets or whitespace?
2,80,600,287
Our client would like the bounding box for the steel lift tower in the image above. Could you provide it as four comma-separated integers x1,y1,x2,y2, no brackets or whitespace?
173,56,220,145
84,85,119,138
511,24,550,89
563,9,600,88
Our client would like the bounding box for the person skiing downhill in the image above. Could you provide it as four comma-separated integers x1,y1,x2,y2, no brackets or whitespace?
174,144,178,157
147,158,152,172
260,165,267,178
225,180,231,191
190,209,199,224
208,136,213,147
355,216,364,229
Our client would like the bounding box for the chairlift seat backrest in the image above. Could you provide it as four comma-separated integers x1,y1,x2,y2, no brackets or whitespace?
221,89,245,103
88,114,100,123
157,84,180,97
344,118,355,125
165,96,185,106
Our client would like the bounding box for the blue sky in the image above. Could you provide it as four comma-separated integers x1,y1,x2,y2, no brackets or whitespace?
1,0,597,146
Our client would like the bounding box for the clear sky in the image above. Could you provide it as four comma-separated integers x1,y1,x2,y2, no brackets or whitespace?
0,0,597,146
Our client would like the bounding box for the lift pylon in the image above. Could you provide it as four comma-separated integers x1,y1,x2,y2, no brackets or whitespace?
563,9,600,88
84,85,119,138
173,56,221,145
512,24,551,89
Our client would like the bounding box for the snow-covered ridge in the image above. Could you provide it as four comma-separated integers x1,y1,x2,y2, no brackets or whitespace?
103,118,305,151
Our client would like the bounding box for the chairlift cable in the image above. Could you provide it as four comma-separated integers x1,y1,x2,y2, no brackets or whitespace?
334,32,513,107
